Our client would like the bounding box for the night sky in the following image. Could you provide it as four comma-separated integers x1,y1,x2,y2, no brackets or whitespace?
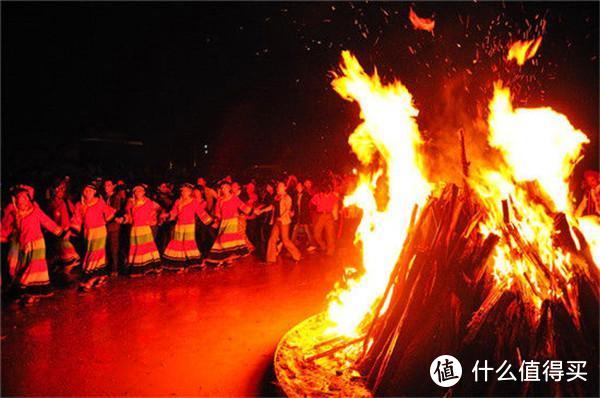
2,2,598,185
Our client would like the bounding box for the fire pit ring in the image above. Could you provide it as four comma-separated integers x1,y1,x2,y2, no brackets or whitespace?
274,312,371,397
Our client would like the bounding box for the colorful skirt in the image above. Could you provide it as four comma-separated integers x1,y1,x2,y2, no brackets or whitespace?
163,223,202,268
128,225,161,274
82,226,108,282
7,239,20,280
8,238,52,296
205,216,251,265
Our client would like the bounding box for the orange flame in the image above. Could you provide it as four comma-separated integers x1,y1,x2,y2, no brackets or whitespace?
409,7,435,34
325,51,431,337
506,37,543,65
473,82,589,314
578,216,600,266
487,83,588,213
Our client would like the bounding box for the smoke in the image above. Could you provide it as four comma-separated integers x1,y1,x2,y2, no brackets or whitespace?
418,71,504,187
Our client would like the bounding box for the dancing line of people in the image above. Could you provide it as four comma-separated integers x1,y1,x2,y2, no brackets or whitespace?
4,169,598,305
1,174,351,304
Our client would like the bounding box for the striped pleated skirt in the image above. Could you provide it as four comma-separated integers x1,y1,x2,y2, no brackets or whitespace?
205,216,250,266
128,225,161,274
163,223,202,268
7,238,52,296
82,225,108,281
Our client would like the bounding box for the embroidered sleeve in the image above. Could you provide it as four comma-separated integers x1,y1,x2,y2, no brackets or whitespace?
194,201,213,225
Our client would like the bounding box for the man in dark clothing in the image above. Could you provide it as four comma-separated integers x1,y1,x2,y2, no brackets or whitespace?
257,182,276,261
242,182,260,252
291,181,314,249
103,179,126,276
196,177,218,214
154,182,175,253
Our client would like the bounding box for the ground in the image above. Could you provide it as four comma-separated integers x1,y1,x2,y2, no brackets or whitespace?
1,251,350,396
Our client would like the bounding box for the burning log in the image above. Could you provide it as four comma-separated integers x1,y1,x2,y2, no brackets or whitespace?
305,336,366,362
275,181,598,397
354,185,496,393
278,177,596,395
458,128,470,180
352,185,599,396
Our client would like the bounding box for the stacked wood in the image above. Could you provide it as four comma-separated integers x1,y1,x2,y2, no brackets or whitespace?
352,183,599,396
276,129,598,396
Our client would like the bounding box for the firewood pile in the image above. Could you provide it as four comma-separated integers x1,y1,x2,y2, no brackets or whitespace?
275,182,598,397
356,183,599,396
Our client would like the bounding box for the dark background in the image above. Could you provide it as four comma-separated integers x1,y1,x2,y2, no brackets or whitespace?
2,1,598,186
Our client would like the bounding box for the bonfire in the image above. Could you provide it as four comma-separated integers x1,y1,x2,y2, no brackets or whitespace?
275,38,598,397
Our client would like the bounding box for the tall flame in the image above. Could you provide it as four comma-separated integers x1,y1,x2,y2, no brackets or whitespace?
325,51,431,337
487,83,589,213
506,37,543,65
474,83,589,312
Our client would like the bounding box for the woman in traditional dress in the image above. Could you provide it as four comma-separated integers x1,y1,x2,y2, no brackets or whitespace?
70,182,118,290
2,185,36,287
204,182,254,267
123,184,162,276
1,186,65,303
47,179,80,275
162,183,213,271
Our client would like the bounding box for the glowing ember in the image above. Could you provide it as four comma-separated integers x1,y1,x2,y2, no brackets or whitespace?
408,7,435,34
325,51,431,337
473,82,589,314
506,37,543,65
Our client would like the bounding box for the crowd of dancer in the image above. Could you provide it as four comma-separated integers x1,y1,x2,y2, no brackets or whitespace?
3,168,598,305
1,173,357,304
